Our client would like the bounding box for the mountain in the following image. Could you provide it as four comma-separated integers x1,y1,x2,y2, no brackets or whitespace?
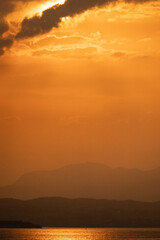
0,163,160,201
0,221,41,228
0,197,160,227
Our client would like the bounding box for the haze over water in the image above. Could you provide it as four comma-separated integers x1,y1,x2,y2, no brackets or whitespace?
1,228,160,240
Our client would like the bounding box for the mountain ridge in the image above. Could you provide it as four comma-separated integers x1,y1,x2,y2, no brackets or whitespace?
0,162,160,201
0,197,160,228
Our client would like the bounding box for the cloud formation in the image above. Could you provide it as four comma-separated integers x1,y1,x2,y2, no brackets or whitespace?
0,1,14,17
0,0,156,55
0,37,13,56
0,0,15,55
0,0,44,55
16,0,155,40
0,18,9,37
16,0,111,39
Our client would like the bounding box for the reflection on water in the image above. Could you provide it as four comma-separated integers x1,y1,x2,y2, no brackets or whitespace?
0,228,160,240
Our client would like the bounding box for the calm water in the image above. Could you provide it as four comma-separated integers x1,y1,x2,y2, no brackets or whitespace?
0,228,160,240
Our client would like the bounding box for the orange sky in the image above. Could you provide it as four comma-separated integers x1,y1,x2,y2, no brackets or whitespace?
0,0,160,185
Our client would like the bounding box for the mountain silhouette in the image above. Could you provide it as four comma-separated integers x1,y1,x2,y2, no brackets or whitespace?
0,220,41,228
0,197,160,227
0,163,160,201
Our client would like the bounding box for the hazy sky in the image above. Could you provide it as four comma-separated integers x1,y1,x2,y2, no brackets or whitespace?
0,0,160,185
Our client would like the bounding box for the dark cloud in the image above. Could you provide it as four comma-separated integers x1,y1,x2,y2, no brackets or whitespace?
0,1,15,55
16,0,155,40
0,0,15,38
0,1,14,17
0,18,9,37
0,37,13,56
0,16,13,55
0,0,156,54
2,0,110,54
16,0,111,39
0,0,44,55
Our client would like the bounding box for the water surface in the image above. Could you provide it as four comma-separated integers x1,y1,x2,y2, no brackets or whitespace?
0,228,160,240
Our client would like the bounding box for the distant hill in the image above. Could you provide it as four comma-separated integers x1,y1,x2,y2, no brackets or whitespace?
0,197,160,228
0,220,41,228
0,163,160,201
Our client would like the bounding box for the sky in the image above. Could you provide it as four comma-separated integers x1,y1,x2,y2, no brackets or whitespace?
0,0,160,185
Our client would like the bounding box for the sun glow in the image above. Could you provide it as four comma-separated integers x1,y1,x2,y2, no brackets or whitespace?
38,0,65,14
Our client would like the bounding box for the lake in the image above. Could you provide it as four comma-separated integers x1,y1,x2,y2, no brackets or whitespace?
0,228,160,240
